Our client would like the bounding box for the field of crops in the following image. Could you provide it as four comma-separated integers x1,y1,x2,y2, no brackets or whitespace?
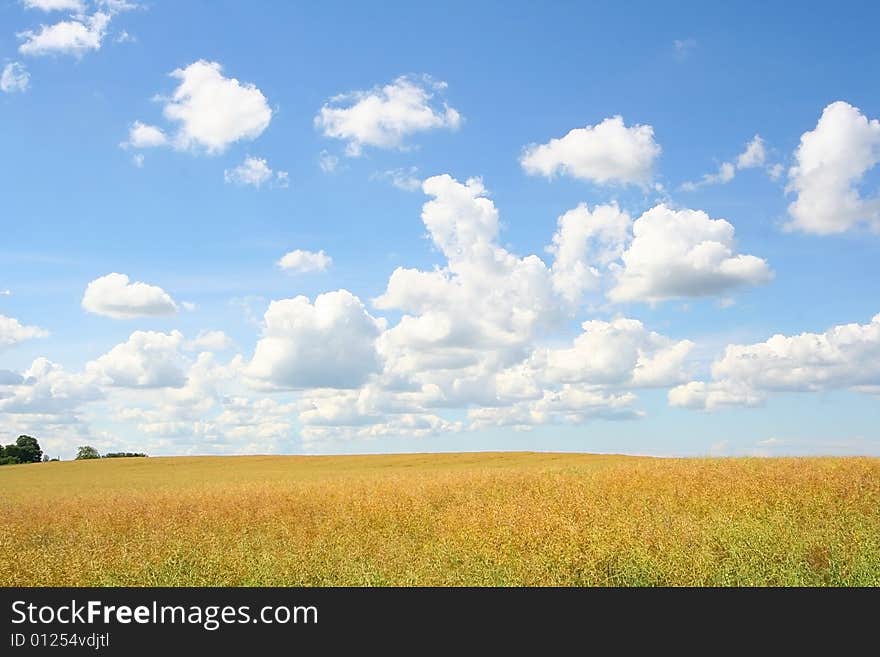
1,452,879,586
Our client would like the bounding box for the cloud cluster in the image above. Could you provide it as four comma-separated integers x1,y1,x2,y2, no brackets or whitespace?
670,312,880,409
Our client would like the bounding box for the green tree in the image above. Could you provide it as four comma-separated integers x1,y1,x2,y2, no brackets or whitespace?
15,435,42,463
0,443,22,465
75,445,101,460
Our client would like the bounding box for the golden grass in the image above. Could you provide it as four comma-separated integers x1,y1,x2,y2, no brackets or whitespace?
1,452,878,586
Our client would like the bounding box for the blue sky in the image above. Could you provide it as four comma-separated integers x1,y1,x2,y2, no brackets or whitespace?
1,0,879,459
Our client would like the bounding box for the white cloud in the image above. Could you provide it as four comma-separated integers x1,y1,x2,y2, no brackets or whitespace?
301,413,463,447
359,175,699,439
528,318,694,388
0,357,101,417
18,11,111,57
547,202,632,306
277,249,332,273
318,150,339,173
668,380,764,411
22,0,86,10
673,38,697,57
150,60,273,154
247,290,385,389
670,312,880,409
736,135,766,169
315,74,462,156
86,330,187,388
681,135,771,190
1,62,30,93
785,101,880,234
224,156,288,188
132,153,144,167
0,314,49,348
520,115,660,186
375,167,421,192
374,175,560,382
608,204,773,304
469,387,642,430
186,330,233,352
124,121,167,148
82,272,179,319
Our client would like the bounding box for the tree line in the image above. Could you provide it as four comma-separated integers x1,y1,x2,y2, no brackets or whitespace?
0,436,146,465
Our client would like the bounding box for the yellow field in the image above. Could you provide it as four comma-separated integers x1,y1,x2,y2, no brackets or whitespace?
1,452,879,586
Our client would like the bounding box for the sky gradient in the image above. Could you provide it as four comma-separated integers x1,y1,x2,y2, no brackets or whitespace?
1,0,879,459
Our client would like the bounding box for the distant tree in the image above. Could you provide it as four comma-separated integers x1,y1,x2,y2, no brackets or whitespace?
42,455,50,462
103,452,148,458
15,435,42,463
0,441,24,465
75,445,101,460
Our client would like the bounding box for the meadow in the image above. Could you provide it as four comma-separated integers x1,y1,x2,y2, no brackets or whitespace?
1,452,878,586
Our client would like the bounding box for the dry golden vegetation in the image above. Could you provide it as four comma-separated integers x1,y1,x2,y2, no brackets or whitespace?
1,452,878,586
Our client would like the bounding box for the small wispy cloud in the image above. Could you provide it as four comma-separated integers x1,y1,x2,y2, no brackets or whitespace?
372,166,421,192
673,38,697,58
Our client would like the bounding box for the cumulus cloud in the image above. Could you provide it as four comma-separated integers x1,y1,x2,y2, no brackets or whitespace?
224,156,288,188
668,380,764,411
86,330,188,388
520,115,660,186
374,175,560,383
1,62,30,93
124,121,167,148
247,290,385,389
528,318,694,388
315,74,462,156
186,330,233,352
18,11,111,57
670,312,880,409
608,204,773,304
163,60,272,153
82,272,179,319
277,249,332,273
127,60,271,155
0,314,49,348
0,357,101,417
785,101,880,234
547,202,632,306
469,387,642,431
